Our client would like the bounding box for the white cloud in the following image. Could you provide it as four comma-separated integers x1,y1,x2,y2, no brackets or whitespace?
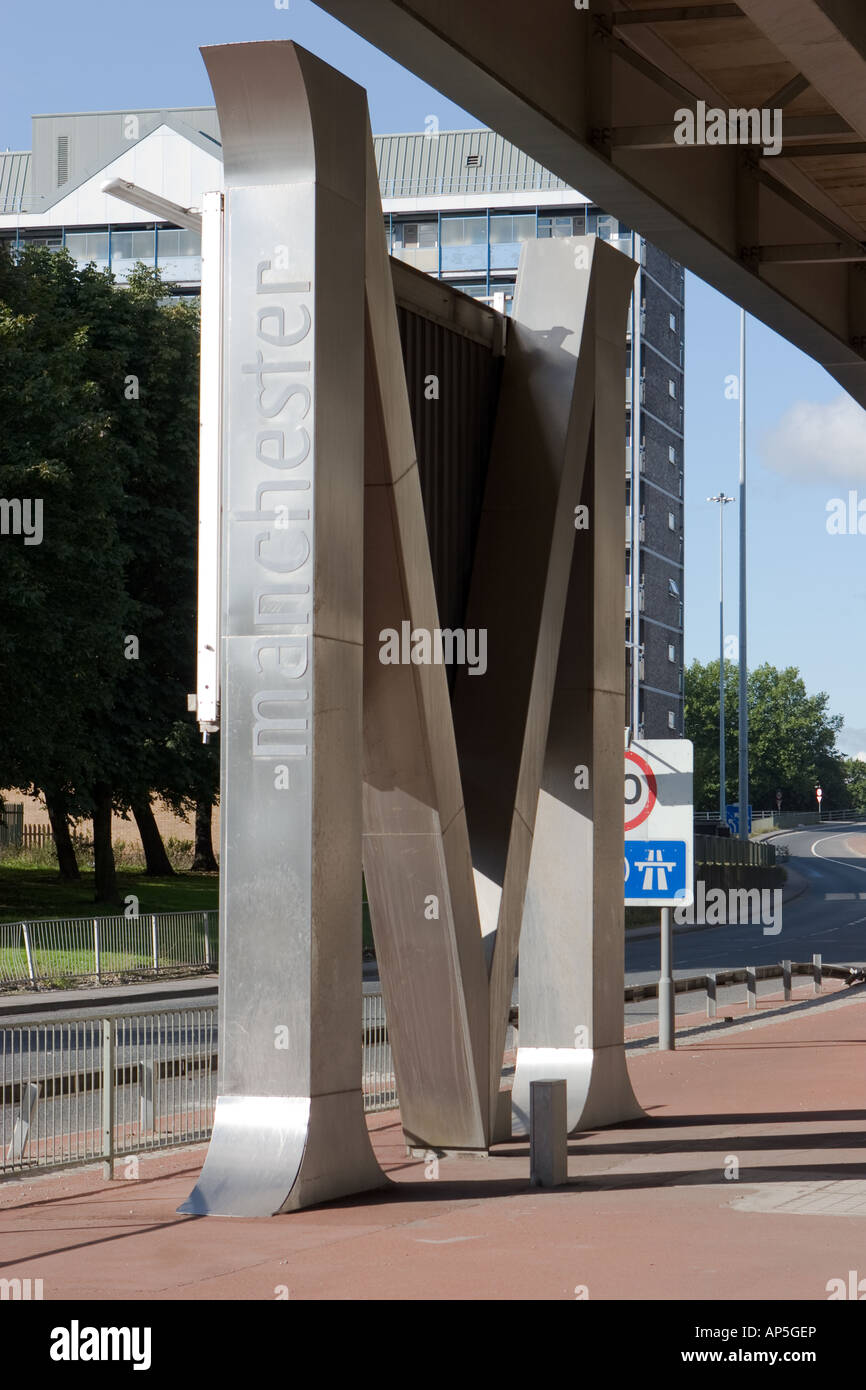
838,727,866,759
760,394,866,483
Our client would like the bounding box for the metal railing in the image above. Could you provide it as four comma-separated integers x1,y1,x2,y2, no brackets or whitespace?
0,910,218,988
1,995,398,1178
694,835,775,868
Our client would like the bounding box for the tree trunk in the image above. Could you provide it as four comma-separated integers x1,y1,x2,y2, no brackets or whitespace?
132,797,175,876
191,800,218,872
44,789,80,880
92,782,117,903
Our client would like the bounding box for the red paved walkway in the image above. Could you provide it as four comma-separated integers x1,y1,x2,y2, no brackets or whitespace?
1,989,865,1300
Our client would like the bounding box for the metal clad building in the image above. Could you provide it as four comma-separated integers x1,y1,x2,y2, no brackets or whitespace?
0,108,685,736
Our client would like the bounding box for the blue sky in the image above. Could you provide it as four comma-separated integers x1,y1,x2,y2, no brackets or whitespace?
4,0,865,756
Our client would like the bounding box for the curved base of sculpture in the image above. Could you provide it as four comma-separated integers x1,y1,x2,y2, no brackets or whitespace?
179,1091,386,1217
511,1045,644,1137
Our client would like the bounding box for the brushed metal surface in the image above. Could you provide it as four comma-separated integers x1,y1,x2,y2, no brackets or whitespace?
511,237,643,1135
362,130,490,1149
181,40,383,1216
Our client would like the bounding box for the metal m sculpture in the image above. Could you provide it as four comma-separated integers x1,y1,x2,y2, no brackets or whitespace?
183,39,641,1218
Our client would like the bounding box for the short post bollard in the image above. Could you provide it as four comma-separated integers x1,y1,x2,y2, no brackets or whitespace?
706,973,717,1018
813,953,822,995
746,968,757,1010
529,1079,567,1189
782,959,792,1001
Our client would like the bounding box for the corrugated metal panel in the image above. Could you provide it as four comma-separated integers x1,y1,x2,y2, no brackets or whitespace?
375,129,570,199
0,151,31,213
397,302,503,684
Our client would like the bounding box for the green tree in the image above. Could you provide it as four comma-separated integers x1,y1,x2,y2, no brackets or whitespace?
0,246,211,899
684,659,846,812
842,758,866,812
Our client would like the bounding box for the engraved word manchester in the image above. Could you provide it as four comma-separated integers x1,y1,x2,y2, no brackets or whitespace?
245,257,314,768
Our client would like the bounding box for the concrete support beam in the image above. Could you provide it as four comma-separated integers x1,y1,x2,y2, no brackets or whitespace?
738,0,866,143
314,0,866,405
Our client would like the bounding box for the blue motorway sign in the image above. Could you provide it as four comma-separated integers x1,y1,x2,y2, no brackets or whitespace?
624,840,688,902
725,803,753,835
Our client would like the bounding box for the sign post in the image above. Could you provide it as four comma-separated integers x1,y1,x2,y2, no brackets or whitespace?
816,785,823,817
625,739,693,1051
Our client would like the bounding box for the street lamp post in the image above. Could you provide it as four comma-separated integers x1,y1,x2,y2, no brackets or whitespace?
708,492,735,823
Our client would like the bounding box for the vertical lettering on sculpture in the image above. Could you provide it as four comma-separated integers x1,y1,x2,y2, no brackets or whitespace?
248,263,314,772
252,641,310,757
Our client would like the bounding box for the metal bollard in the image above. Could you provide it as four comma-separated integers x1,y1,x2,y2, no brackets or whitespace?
746,968,757,1010
782,959,792,1001
529,1079,568,1189
139,1060,155,1133
706,973,717,1018
813,953,822,995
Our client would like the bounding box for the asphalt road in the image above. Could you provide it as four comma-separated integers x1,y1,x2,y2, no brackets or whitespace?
624,822,866,1022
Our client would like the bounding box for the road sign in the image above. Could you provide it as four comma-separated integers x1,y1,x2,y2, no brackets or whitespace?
625,739,693,906
775,790,782,808
816,786,823,805
725,803,752,835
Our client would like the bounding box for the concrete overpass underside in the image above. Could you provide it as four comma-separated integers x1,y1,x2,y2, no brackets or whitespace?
317,0,866,407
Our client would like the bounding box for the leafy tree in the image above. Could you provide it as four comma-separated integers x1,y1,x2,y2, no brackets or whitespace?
842,758,866,812
0,246,214,898
684,659,846,812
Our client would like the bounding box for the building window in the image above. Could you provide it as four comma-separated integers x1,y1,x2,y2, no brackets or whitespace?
65,230,110,264
668,578,680,597
678,473,683,497
668,710,676,730
537,211,585,238
111,229,156,263
668,511,676,531
156,228,201,259
490,214,535,244
668,643,676,663
441,215,487,246
393,220,437,249
668,379,677,398
668,444,677,464
669,311,677,332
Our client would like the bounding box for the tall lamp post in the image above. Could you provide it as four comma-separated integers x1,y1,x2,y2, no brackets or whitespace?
707,492,735,823
738,309,749,840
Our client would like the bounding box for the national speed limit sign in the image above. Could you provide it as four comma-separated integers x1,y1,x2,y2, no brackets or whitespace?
624,750,657,831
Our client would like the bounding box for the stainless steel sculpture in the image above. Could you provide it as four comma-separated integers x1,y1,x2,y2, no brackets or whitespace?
509,239,644,1134
181,41,384,1216
363,225,643,1146
184,40,642,1213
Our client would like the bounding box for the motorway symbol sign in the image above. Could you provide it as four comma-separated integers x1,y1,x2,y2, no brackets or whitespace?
624,841,687,900
625,739,693,907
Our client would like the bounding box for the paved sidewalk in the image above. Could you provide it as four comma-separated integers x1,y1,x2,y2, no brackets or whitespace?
1,991,865,1300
